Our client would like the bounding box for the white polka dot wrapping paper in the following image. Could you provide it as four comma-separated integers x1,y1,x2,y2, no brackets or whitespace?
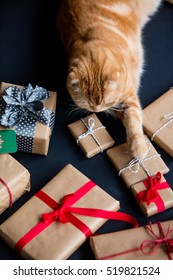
0,82,57,155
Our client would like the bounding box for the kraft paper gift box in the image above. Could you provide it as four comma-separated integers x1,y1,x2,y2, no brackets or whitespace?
143,87,173,157
67,114,115,158
90,220,173,260
107,137,169,188
0,164,120,260
0,154,30,214
131,172,173,217
0,82,57,155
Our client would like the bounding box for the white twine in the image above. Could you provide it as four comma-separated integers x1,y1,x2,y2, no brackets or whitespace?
151,111,173,141
118,141,161,177
76,117,105,152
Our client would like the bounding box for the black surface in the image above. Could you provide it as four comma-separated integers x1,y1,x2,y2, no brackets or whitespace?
0,1,173,260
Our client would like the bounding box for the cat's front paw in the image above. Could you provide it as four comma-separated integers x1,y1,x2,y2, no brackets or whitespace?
129,136,149,159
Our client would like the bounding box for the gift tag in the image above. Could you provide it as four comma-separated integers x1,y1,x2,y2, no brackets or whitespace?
0,130,17,153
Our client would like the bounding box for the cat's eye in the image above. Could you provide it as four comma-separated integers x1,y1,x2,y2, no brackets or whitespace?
71,79,80,92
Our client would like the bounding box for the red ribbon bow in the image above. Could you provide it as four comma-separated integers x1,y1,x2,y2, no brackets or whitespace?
15,180,138,254
141,222,173,260
41,194,75,224
135,172,169,212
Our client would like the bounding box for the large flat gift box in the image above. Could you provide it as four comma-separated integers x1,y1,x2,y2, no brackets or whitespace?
107,137,169,188
131,172,173,217
0,154,30,214
90,220,173,260
67,114,115,158
0,164,120,260
0,82,57,155
143,87,173,157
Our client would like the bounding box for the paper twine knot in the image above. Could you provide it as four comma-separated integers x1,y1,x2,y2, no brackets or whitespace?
118,154,161,177
141,222,173,259
76,117,105,152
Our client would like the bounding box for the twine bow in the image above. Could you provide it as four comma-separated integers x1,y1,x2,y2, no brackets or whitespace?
0,84,50,128
141,222,173,259
118,154,161,177
151,111,173,141
76,117,105,152
99,222,173,260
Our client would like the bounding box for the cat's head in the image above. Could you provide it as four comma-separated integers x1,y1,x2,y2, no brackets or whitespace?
67,42,129,112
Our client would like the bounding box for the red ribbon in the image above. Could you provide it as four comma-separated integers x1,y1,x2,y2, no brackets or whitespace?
0,177,13,208
15,180,138,253
99,222,173,260
135,172,169,213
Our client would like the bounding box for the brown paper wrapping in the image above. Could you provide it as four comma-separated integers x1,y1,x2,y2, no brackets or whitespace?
67,114,115,158
0,82,57,155
131,173,173,216
0,154,30,214
143,88,173,157
0,164,119,260
107,137,169,188
90,220,173,260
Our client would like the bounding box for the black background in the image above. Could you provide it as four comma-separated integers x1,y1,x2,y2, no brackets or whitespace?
0,0,173,260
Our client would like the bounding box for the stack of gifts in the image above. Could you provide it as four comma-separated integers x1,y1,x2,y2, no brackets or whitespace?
0,154,30,214
0,164,124,260
68,114,115,158
90,220,173,260
0,82,57,155
107,137,173,217
143,87,173,157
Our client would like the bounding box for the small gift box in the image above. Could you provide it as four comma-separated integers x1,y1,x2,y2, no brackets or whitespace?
131,172,173,216
143,87,173,157
0,154,30,214
0,164,120,260
67,114,115,158
0,82,57,155
107,136,169,188
90,220,173,260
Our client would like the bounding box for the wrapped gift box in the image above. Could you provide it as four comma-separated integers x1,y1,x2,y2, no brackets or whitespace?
143,87,173,157
131,172,173,216
107,137,169,188
0,154,30,214
0,164,120,260
90,220,173,260
0,82,57,155
67,114,115,158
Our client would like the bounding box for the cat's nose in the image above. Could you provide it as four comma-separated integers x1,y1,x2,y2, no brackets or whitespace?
90,105,103,112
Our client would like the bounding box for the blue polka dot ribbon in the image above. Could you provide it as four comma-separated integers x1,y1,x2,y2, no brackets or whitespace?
0,84,55,153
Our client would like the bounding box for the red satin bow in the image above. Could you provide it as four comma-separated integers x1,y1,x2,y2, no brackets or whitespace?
135,172,169,212
42,193,75,224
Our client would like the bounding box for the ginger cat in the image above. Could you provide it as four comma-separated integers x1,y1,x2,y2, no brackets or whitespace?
57,0,170,159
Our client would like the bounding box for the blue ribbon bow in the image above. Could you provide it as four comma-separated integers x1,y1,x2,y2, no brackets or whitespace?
0,84,50,128
0,84,55,153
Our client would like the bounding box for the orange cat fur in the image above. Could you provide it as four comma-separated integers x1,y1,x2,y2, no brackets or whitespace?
57,0,164,159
